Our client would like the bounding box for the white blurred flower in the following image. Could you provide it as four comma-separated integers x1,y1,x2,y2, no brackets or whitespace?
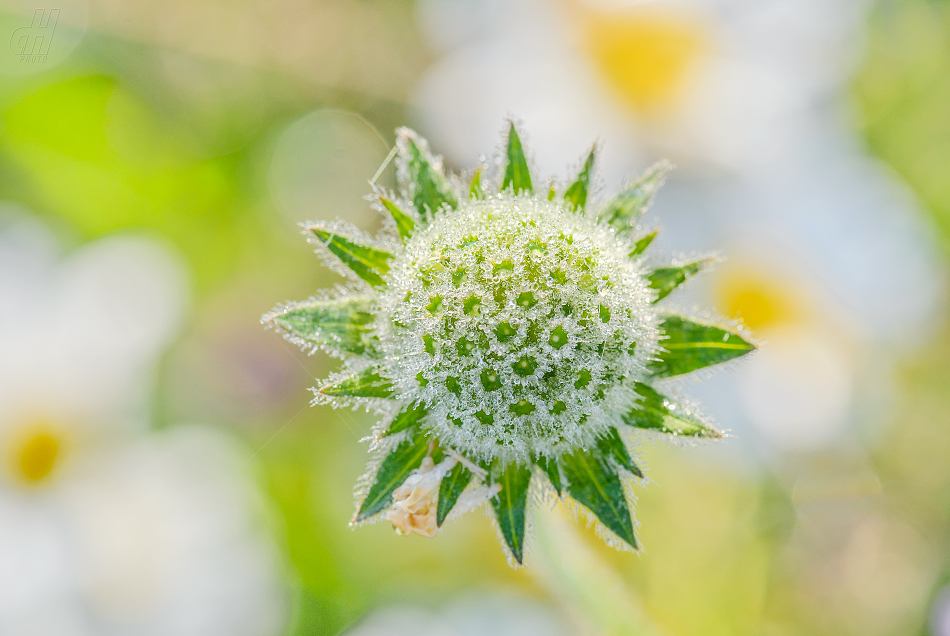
0,427,288,636
702,250,861,452
413,0,947,466
414,0,869,182
931,585,950,636
345,593,573,636
0,211,288,636
0,210,186,439
655,148,945,456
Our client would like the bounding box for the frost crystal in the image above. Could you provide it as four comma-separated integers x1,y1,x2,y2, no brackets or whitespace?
264,122,757,565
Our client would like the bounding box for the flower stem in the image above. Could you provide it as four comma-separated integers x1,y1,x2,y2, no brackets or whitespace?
530,504,667,636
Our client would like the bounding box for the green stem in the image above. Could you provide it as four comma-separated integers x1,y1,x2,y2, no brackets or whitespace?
529,505,668,636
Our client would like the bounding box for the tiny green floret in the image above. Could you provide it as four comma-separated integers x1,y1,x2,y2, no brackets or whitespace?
264,121,757,566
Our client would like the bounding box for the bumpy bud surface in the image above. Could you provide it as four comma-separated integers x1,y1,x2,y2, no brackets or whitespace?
378,194,659,462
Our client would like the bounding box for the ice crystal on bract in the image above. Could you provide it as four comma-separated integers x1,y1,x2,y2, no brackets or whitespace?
263,122,757,565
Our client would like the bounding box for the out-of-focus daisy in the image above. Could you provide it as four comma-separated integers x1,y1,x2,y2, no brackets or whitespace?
0,427,288,636
932,584,950,636
414,0,945,467
704,243,864,452
0,210,185,440
652,147,944,456
0,212,287,635
414,0,869,181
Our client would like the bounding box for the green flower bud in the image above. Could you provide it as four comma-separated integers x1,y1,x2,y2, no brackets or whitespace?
263,122,757,566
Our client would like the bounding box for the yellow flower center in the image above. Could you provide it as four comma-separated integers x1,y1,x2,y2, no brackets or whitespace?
715,272,795,331
5,423,65,485
582,8,709,116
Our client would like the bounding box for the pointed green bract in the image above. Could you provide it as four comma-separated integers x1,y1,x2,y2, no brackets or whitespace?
308,225,393,288
502,123,533,194
356,432,429,521
319,368,393,398
623,382,721,438
596,428,643,478
647,258,713,302
265,297,377,356
536,455,562,495
599,161,671,234
399,130,458,223
629,229,658,257
469,167,485,200
491,462,532,564
379,196,415,243
561,447,637,549
649,315,756,378
383,401,428,437
563,146,596,211
437,462,473,526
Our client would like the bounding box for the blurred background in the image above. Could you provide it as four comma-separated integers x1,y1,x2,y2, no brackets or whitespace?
1,0,949,634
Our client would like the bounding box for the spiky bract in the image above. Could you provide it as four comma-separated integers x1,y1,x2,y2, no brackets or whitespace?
263,122,756,565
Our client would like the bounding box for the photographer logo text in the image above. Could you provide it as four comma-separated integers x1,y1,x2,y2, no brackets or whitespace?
10,9,60,64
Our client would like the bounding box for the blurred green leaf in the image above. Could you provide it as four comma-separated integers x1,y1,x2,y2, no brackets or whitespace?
4,75,114,161
854,0,950,250
755,476,797,544
0,76,251,292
